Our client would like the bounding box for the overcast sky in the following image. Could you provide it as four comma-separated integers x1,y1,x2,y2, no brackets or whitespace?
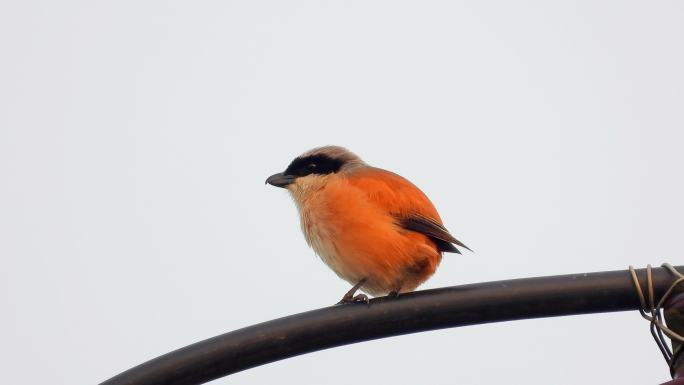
2,1,684,384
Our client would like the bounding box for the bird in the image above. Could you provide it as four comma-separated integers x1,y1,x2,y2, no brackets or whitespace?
266,146,470,304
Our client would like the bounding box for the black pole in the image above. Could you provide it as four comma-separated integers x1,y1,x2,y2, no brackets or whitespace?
100,265,683,385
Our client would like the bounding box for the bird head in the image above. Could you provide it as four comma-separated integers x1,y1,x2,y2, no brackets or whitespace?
266,146,365,197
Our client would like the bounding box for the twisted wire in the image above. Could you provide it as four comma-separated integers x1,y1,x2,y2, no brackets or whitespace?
629,263,684,370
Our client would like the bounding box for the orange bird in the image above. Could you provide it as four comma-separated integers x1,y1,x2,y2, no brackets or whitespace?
266,146,470,304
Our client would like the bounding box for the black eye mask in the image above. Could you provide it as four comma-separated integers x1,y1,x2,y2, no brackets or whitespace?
284,154,344,177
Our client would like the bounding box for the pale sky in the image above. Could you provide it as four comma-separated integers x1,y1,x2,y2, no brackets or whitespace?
1,1,683,384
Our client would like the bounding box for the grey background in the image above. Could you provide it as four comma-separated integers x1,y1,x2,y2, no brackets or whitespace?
1,1,683,384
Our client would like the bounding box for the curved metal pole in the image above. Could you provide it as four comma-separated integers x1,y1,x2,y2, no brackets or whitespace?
100,265,682,385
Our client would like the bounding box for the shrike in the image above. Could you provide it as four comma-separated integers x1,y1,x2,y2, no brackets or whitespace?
267,146,469,304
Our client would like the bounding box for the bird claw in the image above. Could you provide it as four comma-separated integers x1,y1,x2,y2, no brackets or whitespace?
336,293,369,306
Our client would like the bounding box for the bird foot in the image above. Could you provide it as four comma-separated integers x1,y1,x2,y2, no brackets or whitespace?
336,293,369,305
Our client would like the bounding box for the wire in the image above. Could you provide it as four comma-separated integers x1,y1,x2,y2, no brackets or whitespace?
629,263,684,373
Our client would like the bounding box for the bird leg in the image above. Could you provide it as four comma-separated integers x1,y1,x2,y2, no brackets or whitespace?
337,279,369,305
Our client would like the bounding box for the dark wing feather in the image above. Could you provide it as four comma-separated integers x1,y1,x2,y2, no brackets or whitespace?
398,213,472,254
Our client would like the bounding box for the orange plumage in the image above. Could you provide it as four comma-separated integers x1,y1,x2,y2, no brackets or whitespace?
266,146,469,303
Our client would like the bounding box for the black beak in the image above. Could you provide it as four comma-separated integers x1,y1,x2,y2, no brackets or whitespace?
265,172,295,188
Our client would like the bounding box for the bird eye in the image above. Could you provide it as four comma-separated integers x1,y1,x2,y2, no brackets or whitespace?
308,163,317,169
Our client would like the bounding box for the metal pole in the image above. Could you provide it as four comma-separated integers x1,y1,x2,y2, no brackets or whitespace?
100,265,683,385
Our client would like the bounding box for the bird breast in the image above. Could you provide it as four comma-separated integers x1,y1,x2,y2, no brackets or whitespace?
294,193,362,283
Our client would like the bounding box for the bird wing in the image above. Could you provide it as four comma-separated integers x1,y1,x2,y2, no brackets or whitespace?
398,213,471,253
346,167,470,254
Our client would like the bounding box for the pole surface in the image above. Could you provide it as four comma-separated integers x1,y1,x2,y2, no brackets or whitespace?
100,265,683,385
